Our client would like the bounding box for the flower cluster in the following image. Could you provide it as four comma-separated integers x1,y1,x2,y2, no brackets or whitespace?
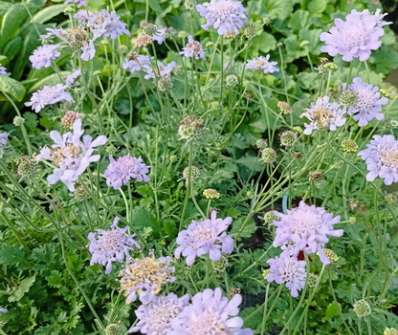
302,96,346,134
35,119,107,192
104,155,150,189
29,44,60,69
88,218,138,273
320,9,389,61
359,134,398,185
196,0,247,36
132,288,252,335
180,36,205,60
119,256,175,303
246,55,278,74
340,77,388,127
175,210,234,266
266,201,343,296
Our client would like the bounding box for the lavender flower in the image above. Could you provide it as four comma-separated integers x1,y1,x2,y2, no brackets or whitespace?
175,210,234,266
88,218,138,273
0,132,8,150
120,256,175,303
196,0,247,36
35,119,107,192
0,66,9,76
122,54,152,75
170,288,253,335
246,55,278,74
25,84,73,113
80,40,95,61
144,61,176,80
359,134,398,185
266,250,307,298
320,9,389,61
130,294,190,335
340,77,388,127
29,44,60,69
78,10,129,40
104,155,150,189
180,36,205,59
272,201,343,264
302,96,346,135
152,27,167,44
65,69,81,87
66,0,86,6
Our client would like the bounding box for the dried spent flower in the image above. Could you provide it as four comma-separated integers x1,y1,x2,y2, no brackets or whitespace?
120,256,175,303
341,139,358,153
16,155,36,177
277,101,292,115
178,116,203,140
61,111,81,129
308,170,323,183
280,130,298,147
260,147,277,164
203,188,220,199
353,299,371,318
182,166,200,182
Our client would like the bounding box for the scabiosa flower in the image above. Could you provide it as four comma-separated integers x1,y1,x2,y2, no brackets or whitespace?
180,36,205,59
0,65,9,76
320,9,389,61
122,53,152,75
246,55,278,74
80,40,96,61
29,44,60,69
358,134,398,185
266,250,307,298
88,218,138,273
35,119,107,192
66,0,86,6
175,210,234,266
65,69,81,87
130,294,190,335
170,288,253,335
104,155,150,189
196,0,247,37
0,132,8,150
83,10,129,40
25,84,73,113
144,61,176,80
302,96,346,135
120,256,175,303
272,201,343,264
340,77,388,127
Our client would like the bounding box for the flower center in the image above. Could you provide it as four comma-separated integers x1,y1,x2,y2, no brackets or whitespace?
188,311,227,335
313,107,332,127
380,149,398,169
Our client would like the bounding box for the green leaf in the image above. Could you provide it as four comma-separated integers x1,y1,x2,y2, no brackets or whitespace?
252,33,277,53
324,301,342,321
31,4,67,24
29,71,69,92
0,246,26,265
3,36,23,62
0,75,26,101
0,4,29,49
8,275,36,303
289,10,310,32
237,155,263,172
308,0,327,14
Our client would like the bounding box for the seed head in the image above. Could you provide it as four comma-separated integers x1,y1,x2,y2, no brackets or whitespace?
277,101,292,115
263,211,277,225
61,111,81,130
341,139,358,153
280,130,298,147
182,166,200,182
353,299,371,318
178,116,203,140
384,328,398,335
323,248,339,263
225,74,239,88
13,116,25,127
307,273,319,288
203,188,220,199
260,147,277,164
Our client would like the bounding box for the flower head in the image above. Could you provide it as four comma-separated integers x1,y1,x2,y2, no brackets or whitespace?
302,96,346,135
65,69,81,87
0,66,9,76
170,288,253,335
359,134,398,185
272,201,343,264
196,0,247,37
104,155,150,189
0,132,8,150
144,61,176,80
66,0,86,6
29,44,60,69
122,53,152,75
320,9,389,61
120,256,175,303
353,299,371,318
180,36,205,59
246,55,278,74
88,218,138,273
25,84,73,113
175,210,234,266
340,77,388,127
35,119,107,192
266,250,307,297
130,294,189,335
